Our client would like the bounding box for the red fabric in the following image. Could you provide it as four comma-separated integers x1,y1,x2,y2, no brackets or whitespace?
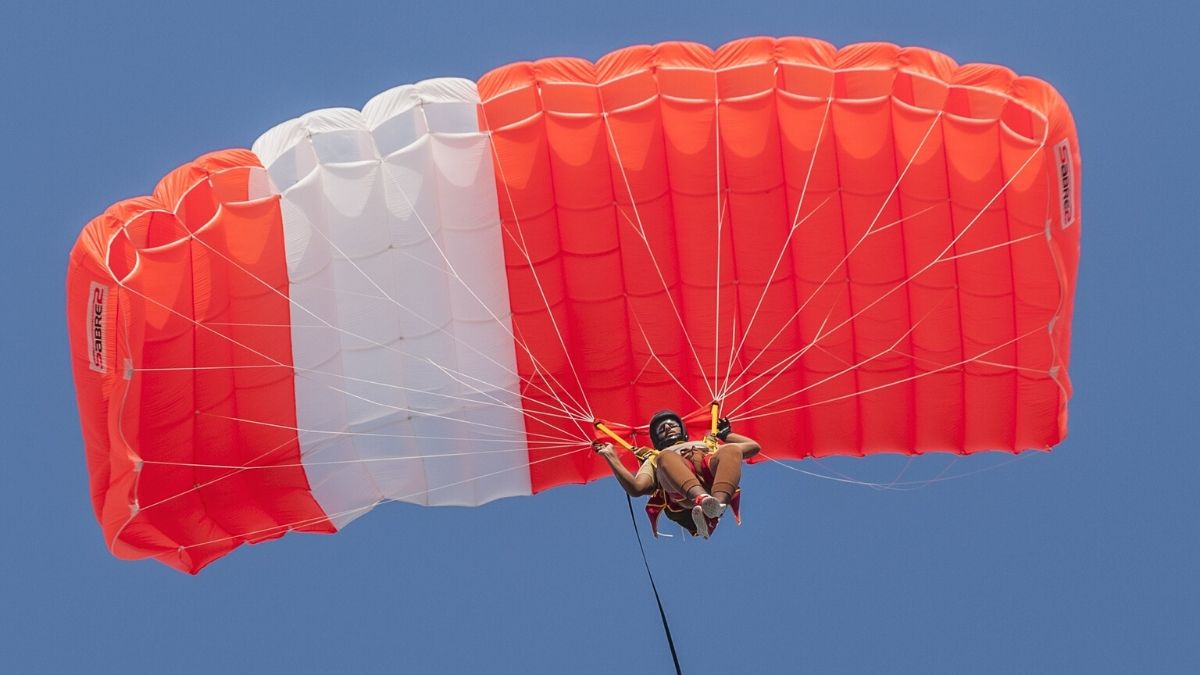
67,151,332,574
477,37,1079,495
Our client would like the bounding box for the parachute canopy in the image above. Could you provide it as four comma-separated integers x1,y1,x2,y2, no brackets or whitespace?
67,37,1080,573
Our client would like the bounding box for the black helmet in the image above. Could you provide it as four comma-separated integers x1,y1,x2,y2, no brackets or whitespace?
648,410,688,450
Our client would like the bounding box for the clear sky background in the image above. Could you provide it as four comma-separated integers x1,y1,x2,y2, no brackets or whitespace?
4,1,1197,673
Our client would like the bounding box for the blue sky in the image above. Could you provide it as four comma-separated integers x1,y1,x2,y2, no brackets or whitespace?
5,1,1197,672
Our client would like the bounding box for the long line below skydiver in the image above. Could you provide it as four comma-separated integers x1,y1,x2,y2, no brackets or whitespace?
593,410,760,538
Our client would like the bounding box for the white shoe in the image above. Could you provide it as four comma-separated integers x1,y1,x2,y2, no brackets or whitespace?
690,503,710,538
699,494,726,519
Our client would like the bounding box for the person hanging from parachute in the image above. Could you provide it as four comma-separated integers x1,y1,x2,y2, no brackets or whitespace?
593,404,760,538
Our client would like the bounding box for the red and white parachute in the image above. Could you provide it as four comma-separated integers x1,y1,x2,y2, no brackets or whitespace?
67,37,1080,573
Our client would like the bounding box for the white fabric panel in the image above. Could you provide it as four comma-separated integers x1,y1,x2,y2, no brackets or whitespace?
253,79,531,527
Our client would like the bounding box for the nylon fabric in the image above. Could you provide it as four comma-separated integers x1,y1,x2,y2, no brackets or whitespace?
66,36,1081,573
253,79,532,521
66,151,333,574
477,37,1079,493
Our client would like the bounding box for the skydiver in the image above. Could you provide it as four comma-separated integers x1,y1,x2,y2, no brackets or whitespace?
593,410,760,538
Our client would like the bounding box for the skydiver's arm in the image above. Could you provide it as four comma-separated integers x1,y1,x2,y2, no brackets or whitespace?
594,443,656,496
722,432,760,459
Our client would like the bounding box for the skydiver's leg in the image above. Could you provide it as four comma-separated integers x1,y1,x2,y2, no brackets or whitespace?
655,451,706,499
708,444,742,505
657,451,716,538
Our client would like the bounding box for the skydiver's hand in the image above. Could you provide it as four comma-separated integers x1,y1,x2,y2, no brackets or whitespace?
592,441,618,461
632,445,656,462
715,417,732,441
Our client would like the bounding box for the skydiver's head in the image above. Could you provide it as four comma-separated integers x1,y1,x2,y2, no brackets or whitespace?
648,410,688,450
